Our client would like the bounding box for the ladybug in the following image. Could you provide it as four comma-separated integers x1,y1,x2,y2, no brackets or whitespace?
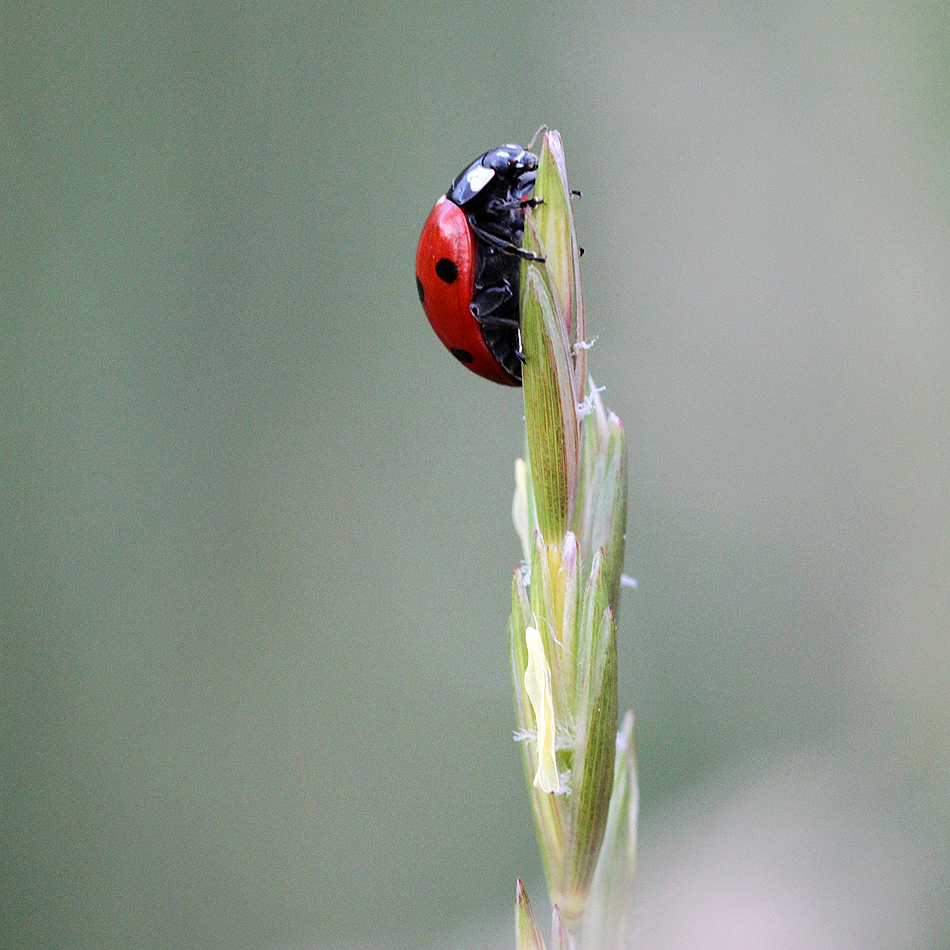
416,143,541,386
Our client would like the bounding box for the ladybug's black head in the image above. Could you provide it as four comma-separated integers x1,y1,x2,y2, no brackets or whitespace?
449,144,538,209
483,144,533,173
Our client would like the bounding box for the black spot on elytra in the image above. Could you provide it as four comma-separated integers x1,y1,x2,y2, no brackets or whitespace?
451,348,474,364
435,258,458,284
415,275,425,304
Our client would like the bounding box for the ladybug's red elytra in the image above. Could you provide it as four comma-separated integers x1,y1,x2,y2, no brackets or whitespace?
416,144,541,386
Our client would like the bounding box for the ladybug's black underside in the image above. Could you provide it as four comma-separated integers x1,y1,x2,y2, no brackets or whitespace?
448,145,538,384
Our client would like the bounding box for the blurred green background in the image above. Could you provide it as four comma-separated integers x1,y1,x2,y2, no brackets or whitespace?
4,1,949,948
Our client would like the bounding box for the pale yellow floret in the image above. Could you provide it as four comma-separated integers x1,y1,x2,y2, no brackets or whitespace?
524,625,560,794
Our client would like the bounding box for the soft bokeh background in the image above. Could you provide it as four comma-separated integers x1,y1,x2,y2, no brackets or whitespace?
4,2,949,948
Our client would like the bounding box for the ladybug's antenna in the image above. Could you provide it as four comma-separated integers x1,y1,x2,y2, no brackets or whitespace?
527,124,547,153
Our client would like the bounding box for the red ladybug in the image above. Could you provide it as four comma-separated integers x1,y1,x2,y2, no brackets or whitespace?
416,144,540,386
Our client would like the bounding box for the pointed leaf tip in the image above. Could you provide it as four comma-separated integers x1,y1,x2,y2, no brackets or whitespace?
552,905,579,950
516,880,548,950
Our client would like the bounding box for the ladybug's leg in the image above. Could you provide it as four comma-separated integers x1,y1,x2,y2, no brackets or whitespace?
476,310,519,327
470,284,515,320
478,310,524,368
475,314,525,366
470,284,523,381
486,195,541,215
468,219,544,261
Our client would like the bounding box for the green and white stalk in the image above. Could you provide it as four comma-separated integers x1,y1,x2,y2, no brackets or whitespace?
510,130,637,948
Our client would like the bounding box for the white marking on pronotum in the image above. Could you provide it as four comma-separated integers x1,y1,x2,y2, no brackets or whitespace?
523,626,560,794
